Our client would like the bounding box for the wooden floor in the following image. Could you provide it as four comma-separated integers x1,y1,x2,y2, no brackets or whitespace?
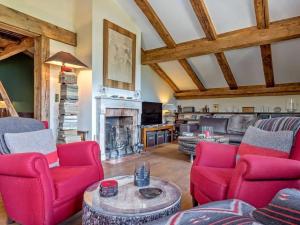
0,143,193,225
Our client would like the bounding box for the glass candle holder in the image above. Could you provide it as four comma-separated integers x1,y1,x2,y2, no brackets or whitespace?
202,126,214,138
134,161,150,187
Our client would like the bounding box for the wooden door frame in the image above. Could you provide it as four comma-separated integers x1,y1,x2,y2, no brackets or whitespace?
0,4,77,121
0,24,50,121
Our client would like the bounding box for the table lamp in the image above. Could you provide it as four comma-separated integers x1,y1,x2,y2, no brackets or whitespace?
45,51,87,143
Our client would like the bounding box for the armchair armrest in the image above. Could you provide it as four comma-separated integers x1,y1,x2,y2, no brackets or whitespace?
193,142,238,168
236,155,300,180
57,141,102,167
0,153,49,178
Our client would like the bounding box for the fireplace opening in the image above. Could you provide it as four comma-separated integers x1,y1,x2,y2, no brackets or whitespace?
105,116,134,159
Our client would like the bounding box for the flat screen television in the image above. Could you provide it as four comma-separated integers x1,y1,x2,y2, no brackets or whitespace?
141,102,162,125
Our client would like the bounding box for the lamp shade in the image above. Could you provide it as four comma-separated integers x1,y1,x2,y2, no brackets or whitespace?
44,51,88,69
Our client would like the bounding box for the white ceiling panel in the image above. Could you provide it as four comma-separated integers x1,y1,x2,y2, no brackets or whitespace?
116,0,165,50
224,47,265,86
149,0,206,43
272,39,300,84
205,0,256,34
269,0,300,22
158,61,197,90
188,55,227,89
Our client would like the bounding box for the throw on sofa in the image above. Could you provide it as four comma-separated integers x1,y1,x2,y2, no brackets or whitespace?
147,188,300,225
0,117,104,225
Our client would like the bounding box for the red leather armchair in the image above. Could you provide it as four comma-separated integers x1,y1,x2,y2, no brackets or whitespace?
190,132,300,208
0,140,104,225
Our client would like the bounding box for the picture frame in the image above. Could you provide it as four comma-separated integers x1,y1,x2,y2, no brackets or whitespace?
103,19,136,91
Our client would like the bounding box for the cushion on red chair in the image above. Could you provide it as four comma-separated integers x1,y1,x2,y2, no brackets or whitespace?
191,166,234,201
238,126,293,159
51,165,99,201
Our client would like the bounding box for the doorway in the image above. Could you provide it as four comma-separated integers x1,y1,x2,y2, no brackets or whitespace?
0,27,50,120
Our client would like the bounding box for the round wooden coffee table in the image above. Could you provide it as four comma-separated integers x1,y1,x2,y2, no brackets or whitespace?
82,175,181,225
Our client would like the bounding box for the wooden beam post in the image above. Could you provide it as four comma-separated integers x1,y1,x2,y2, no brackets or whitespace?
34,36,50,121
135,0,206,91
142,16,300,64
175,83,300,99
149,63,180,92
254,0,275,87
190,0,238,89
0,81,18,117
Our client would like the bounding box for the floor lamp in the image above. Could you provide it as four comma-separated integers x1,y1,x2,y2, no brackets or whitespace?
45,51,87,143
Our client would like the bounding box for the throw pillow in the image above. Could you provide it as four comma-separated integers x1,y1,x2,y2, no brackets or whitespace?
4,129,59,167
253,188,300,225
238,126,293,158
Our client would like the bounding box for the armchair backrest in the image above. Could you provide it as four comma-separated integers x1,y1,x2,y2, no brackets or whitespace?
254,117,300,161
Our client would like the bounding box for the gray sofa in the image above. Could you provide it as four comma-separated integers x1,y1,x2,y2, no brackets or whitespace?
179,114,257,145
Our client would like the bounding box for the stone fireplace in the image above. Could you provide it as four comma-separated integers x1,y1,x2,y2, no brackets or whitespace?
96,97,142,160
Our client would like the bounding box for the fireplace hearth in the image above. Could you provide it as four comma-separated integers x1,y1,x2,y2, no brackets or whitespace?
105,116,134,159
96,96,143,160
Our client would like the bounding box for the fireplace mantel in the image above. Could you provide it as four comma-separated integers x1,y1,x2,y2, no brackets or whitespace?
95,96,142,160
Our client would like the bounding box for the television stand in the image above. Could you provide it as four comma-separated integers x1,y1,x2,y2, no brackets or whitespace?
141,124,175,148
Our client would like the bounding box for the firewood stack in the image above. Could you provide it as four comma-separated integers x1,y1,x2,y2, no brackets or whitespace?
57,71,81,143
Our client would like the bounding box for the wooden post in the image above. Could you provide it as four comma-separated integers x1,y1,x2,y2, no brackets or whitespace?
34,36,50,121
0,81,18,117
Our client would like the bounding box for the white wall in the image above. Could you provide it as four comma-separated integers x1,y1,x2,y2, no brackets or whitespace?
141,65,176,104
88,0,142,139
177,95,300,113
0,0,75,31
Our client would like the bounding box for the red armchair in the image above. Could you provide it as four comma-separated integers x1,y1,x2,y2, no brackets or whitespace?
0,140,104,225
190,131,300,208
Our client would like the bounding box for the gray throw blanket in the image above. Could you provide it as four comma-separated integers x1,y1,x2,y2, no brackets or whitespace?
0,117,45,154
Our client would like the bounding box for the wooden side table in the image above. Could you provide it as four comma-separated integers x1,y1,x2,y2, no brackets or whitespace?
141,125,175,148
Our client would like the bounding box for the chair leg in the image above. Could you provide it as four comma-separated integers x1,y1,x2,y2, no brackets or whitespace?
7,217,14,224
192,196,198,207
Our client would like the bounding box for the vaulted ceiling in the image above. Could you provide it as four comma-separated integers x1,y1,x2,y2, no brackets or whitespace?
117,0,300,99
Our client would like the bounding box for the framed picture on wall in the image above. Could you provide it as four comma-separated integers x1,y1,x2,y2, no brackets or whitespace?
103,19,136,91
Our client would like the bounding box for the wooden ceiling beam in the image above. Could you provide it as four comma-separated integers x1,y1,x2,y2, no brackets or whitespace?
190,0,237,90
135,0,206,91
178,59,206,91
175,83,300,99
0,4,76,46
254,0,275,87
215,52,237,89
142,16,300,64
149,63,180,92
0,37,33,60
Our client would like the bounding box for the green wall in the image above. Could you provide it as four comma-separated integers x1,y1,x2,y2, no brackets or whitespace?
0,53,34,112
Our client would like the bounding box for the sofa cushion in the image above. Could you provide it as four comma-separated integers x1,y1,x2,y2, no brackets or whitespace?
253,188,300,225
227,115,257,134
4,129,58,167
199,117,228,134
238,126,293,159
51,165,99,201
191,166,233,201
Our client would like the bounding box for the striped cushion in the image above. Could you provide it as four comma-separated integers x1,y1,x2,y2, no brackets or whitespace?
253,188,300,225
238,126,293,158
255,117,300,136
